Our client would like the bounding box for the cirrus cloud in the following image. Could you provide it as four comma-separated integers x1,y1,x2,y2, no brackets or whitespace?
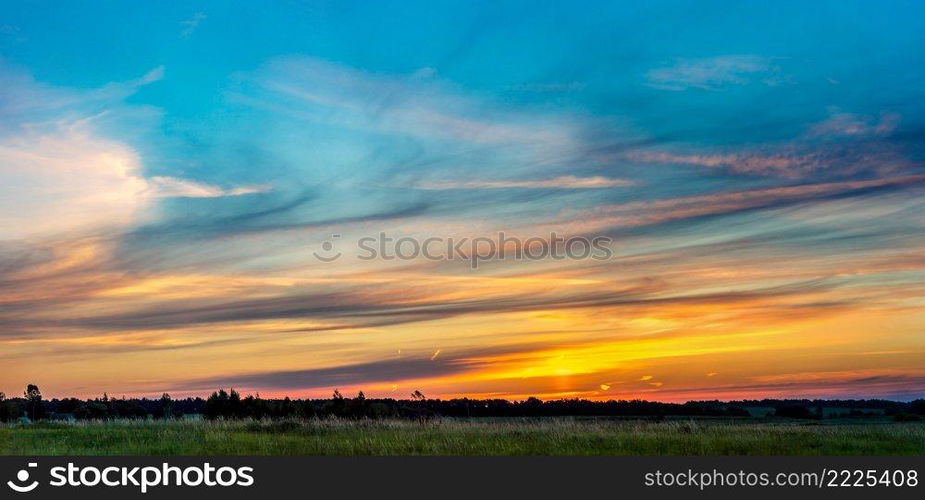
413,175,636,190
645,55,789,91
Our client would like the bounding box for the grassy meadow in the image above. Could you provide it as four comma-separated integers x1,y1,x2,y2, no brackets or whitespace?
2,418,924,455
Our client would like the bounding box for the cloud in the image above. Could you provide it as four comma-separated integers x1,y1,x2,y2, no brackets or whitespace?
568,174,925,233
809,111,900,138
0,63,161,126
0,64,271,239
414,175,635,190
627,150,826,178
0,123,273,239
4,274,833,335
249,57,579,147
180,12,207,38
507,82,587,93
625,144,910,179
645,55,786,91
182,56,642,241
184,356,481,392
652,371,925,401
149,177,271,198
0,123,151,239
227,55,632,194
133,66,166,86
411,67,438,79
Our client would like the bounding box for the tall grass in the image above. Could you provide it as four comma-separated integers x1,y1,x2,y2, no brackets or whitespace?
2,418,923,455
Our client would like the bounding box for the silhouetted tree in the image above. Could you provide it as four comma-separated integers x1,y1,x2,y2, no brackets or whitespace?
24,384,45,421
2,383,918,422
346,391,369,418
327,389,347,416
228,388,242,417
159,393,175,419
205,389,232,419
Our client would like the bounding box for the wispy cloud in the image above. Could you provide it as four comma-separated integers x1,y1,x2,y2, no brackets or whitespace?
247,57,578,147
627,149,827,178
0,64,257,238
808,110,900,138
183,356,479,392
228,56,626,191
507,81,587,93
567,174,925,232
625,142,910,179
180,12,207,38
414,175,635,190
149,177,271,198
645,55,787,91
0,62,163,122
649,371,925,401
204,56,640,236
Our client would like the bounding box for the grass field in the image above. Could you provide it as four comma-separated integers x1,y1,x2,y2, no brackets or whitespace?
3,418,925,455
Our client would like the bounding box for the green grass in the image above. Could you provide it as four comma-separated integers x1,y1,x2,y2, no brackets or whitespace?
2,418,924,455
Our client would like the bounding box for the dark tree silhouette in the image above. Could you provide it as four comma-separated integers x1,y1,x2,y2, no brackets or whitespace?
0,385,918,423
205,389,244,419
159,393,175,419
24,384,45,421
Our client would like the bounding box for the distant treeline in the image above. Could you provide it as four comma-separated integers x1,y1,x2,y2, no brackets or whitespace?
2,385,924,422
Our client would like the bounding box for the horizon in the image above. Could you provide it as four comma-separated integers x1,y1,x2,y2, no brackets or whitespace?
5,383,923,405
2,1,925,403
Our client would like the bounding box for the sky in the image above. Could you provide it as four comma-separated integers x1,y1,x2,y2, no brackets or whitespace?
1,1,924,401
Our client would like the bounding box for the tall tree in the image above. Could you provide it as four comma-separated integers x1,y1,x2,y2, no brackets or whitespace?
160,393,174,419
24,384,44,421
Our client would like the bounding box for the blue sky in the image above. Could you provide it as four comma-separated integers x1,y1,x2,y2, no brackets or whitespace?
2,1,925,400
4,1,923,196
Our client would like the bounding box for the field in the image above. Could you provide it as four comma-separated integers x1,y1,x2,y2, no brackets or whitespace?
2,418,925,455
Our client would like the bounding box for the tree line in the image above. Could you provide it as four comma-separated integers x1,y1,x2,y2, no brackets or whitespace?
2,384,923,422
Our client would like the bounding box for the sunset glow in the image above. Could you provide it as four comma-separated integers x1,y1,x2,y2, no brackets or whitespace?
2,1,924,402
